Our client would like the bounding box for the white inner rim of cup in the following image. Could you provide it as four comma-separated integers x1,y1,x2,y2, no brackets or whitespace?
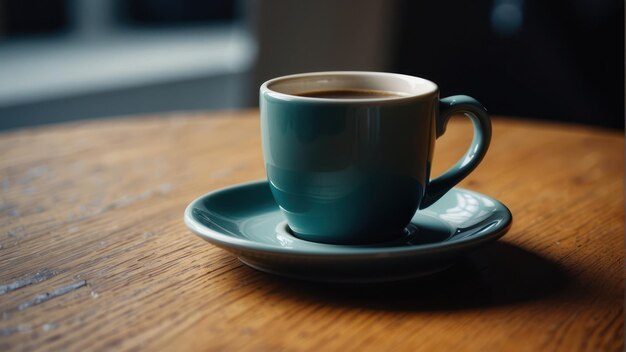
263,71,438,101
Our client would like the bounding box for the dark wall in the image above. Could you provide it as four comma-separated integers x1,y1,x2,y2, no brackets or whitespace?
0,0,68,36
0,0,238,36
393,0,624,129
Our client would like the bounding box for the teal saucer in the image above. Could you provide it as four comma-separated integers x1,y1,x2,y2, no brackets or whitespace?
184,180,512,283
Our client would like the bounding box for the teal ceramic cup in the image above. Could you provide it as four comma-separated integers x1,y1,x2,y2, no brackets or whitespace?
260,72,491,244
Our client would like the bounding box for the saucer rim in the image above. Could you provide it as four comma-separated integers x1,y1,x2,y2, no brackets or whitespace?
184,180,513,258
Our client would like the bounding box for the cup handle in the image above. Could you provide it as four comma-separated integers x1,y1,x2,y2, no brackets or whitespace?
420,95,492,209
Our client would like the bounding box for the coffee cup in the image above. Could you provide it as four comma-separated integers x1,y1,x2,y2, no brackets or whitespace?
260,71,491,244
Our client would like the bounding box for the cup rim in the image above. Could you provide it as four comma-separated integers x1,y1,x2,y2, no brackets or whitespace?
260,71,439,104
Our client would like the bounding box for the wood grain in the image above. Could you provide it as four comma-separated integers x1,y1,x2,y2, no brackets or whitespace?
0,110,623,351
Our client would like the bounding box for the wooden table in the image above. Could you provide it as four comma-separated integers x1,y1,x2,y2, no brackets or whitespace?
0,111,623,351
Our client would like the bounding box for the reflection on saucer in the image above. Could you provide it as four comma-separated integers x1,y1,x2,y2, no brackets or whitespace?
438,192,496,227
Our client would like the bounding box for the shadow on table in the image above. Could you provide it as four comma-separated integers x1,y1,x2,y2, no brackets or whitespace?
234,241,571,311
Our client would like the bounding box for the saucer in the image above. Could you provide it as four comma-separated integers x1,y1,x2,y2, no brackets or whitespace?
184,180,512,283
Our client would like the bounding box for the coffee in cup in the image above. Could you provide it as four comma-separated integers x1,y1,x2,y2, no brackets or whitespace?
260,71,491,244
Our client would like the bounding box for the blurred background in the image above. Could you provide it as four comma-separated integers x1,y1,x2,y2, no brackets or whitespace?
0,0,623,130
